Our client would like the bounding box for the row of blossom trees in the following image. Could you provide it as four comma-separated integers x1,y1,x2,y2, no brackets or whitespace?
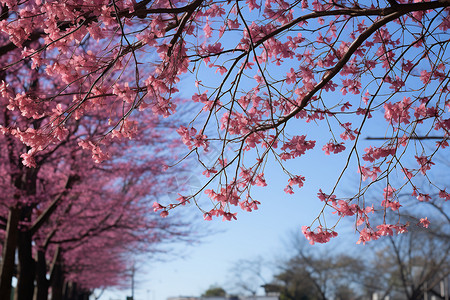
0,6,194,297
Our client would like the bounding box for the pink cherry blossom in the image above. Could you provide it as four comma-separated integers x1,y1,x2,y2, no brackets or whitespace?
0,0,447,259
419,217,430,228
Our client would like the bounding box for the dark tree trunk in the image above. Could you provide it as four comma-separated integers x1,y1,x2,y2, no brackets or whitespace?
35,249,49,300
63,281,73,300
0,207,20,300
14,163,39,300
63,282,91,300
14,229,35,300
50,251,64,300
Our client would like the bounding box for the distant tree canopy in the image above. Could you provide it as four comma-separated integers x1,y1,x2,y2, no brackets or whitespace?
203,286,227,297
267,205,449,300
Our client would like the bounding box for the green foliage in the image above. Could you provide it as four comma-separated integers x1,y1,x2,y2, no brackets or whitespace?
202,286,227,297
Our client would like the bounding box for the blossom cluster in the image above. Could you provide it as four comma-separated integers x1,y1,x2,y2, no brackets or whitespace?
0,0,448,246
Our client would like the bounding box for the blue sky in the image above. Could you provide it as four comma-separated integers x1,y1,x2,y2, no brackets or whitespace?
97,123,369,300
96,108,449,300
96,106,447,300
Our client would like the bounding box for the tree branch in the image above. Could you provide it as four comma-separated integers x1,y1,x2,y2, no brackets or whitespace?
29,174,80,236
366,136,446,140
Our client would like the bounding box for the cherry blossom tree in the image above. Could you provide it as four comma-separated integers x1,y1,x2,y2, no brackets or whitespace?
0,26,192,299
0,0,449,248
0,102,191,300
29,153,193,300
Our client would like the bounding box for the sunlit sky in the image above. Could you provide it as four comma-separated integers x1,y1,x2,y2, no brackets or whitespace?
97,115,387,300
96,94,449,300
96,72,446,300
98,177,349,300
97,114,446,300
